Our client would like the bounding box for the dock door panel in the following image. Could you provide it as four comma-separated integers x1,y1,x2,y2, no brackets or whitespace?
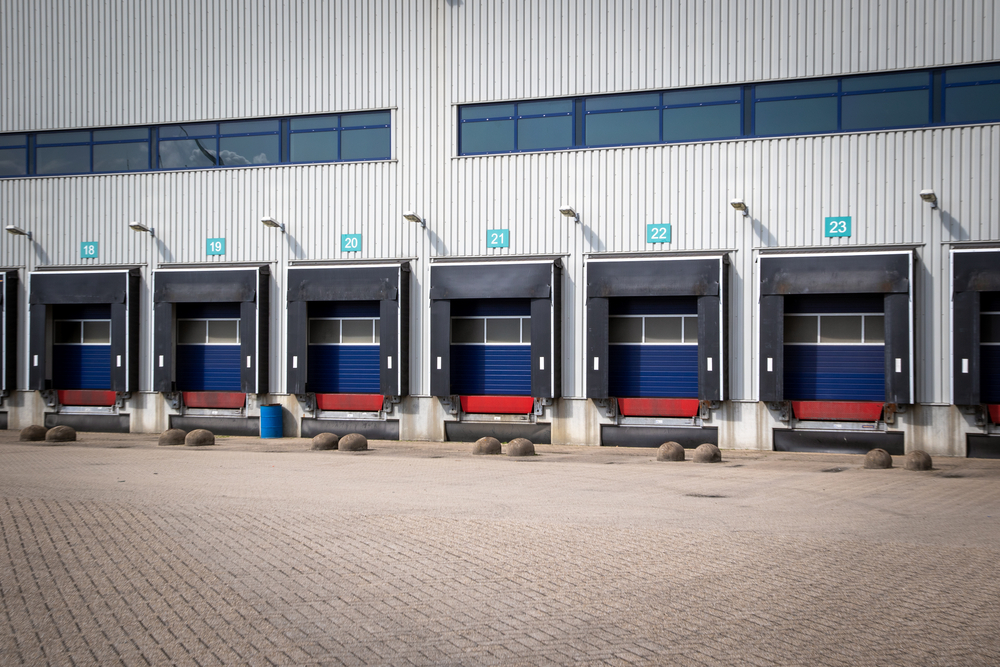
607,296,699,398
306,301,381,394
51,304,112,390
450,298,531,396
782,294,885,402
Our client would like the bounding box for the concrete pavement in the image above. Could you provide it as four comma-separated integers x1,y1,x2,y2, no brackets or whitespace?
2,431,1000,665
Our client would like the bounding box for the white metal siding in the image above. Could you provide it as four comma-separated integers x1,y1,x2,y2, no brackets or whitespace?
2,0,999,414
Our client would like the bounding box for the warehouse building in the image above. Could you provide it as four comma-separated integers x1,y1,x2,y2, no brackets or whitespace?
1,0,999,456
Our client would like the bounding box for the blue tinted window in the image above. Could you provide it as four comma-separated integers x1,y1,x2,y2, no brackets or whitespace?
756,97,838,135
586,93,659,112
341,127,390,160
662,104,741,141
662,87,741,105
842,71,929,92
842,90,930,129
945,83,1000,123
947,64,1000,84
518,99,573,115
220,120,279,135
219,135,279,165
37,131,89,145
158,139,217,168
342,111,391,127
93,128,149,142
461,104,516,121
461,119,515,153
290,115,338,130
290,130,339,162
0,134,28,147
518,116,573,150
586,109,659,146
37,145,90,174
158,124,217,138
0,148,27,175
94,142,149,172
755,79,839,98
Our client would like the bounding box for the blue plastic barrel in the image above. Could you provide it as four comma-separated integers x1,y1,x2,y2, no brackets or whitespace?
259,404,283,438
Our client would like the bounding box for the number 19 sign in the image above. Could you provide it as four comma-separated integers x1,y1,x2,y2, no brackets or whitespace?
206,238,226,255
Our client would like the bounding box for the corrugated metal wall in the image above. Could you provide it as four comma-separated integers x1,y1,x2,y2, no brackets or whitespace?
2,0,999,411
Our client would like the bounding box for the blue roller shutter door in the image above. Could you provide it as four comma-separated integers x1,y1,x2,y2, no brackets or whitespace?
307,301,381,393
783,294,885,402
51,304,112,390
175,303,242,391
607,296,698,398
451,299,531,396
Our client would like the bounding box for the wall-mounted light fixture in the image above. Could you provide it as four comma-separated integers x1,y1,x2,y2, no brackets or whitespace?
402,211,426,228
128,221,154,236
730,199,749,217
919,189,938,209
261,216,285,232
558,204,580,223
5,225,32,240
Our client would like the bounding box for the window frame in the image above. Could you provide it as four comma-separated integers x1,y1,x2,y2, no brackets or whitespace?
176,318,242,346
1,110,392,179
450,315,531,345
52,319,112,346
607,314,698,345
307,317,380,346
456,61,1000,156
783,313,886,346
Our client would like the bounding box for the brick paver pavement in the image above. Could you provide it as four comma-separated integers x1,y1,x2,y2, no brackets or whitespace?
2,431,1000,666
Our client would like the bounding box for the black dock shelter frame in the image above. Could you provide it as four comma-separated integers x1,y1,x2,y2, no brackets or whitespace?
152,266,269,394
586,255,729,402
586,255,728,448
1,271,17,392
952,248,1000,458
429,259,562,400
28,269,140,394
952,248,1000,406
1,271,19,418
286,263,410,397
759,251,914,404
759,251,913,455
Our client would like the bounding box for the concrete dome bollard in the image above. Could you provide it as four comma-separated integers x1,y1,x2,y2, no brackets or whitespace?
656,441,685,461
158,428,187,446
864,448,893,469
339,433,368,451
692,443,721,463
19,425,48,441
473,437,502,455
904,450,933,471
45,425,77,443
185,429,215,446
506,438,535,457
311,433,340,451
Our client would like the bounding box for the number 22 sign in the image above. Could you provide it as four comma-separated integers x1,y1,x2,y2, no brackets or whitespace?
824,217,851,237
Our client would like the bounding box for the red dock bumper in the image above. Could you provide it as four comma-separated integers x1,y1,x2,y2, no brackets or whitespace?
616,398,701,418
791,401,884,421
460,396,534,415
315,393,385,411
181,392,247,409
56,390,117,407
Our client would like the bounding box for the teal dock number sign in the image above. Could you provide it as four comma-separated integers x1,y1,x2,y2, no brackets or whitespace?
824,217,852,237
487,229,510,248
646,224,672,244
